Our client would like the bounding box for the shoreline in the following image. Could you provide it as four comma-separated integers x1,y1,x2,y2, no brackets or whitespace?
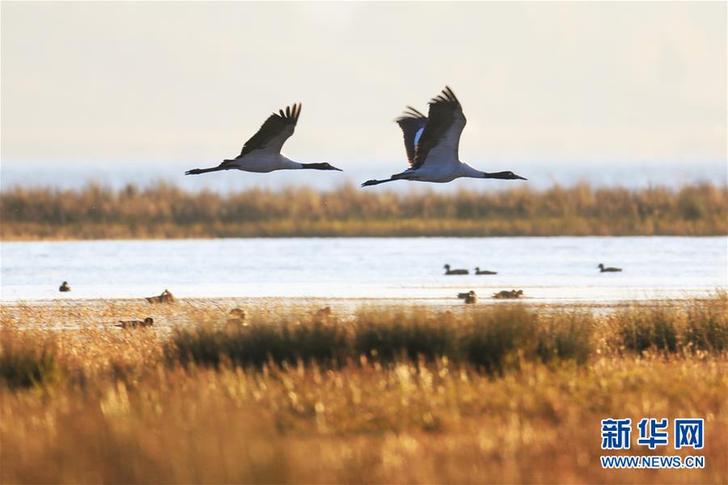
4,233,728,242
0,290,725,315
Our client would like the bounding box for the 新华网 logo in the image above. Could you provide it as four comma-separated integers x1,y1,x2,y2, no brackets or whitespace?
600,417,705,469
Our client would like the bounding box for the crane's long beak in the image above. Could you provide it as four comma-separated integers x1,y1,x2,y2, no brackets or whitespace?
329,164,343,171
515,174,527,180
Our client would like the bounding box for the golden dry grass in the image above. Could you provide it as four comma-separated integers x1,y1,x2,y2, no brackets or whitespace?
1,298,727,484
2,182,727,239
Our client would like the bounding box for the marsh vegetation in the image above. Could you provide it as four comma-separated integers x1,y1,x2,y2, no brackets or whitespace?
2,182,726,239
1,297,727,483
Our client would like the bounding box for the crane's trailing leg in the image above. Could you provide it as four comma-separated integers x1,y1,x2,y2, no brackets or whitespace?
362,178,393,187
362,173,409,187
185,164,229,175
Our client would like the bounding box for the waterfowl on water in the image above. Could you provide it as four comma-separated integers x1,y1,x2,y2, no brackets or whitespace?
493,289,524,299
362,86,526,187
146,289,175,304
598,264,622,273
314,306,332,319
59,281,71,292
444,264,469,275
474,267,497,275
457,290,478,304
115,317,154,329
226,308,248,327
228,308,247,320
185,103,342,176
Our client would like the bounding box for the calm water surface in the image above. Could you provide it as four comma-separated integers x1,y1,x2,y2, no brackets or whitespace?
1,237,726,303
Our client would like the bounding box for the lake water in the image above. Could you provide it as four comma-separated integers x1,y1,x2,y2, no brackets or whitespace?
1,237,726,303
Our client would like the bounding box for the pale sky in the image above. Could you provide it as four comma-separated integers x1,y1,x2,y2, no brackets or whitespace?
1,1,726,186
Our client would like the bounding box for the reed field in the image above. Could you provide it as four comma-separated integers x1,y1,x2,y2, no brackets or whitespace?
1,296,727,483
1,182,726,239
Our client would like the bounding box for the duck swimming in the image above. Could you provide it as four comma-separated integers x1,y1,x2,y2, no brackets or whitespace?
146,289,175,303
115,317,154,329
460,290,478,304
474,267,497,275
598,264,622,273
444,264,469,275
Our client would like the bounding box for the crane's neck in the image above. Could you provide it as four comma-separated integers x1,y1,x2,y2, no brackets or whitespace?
460,163,519,180
278,156,334,171
482,171,516,179
300,162,331,170
459,163,498,179
457,163,482,179
278,155,323,170
273,155,304,170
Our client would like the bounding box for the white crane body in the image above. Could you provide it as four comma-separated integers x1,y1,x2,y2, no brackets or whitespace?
221,153,302,173
362,87,526,187
186,103,341,176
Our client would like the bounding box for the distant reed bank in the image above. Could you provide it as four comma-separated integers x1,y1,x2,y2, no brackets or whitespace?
1,182,726,239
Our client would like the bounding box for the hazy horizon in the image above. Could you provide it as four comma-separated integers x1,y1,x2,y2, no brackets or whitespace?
2,1,726,190
1,158,724,193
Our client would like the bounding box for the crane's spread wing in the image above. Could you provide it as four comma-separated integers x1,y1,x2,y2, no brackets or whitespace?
395,106,427,167
412,86,466,170
237,103,301,157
